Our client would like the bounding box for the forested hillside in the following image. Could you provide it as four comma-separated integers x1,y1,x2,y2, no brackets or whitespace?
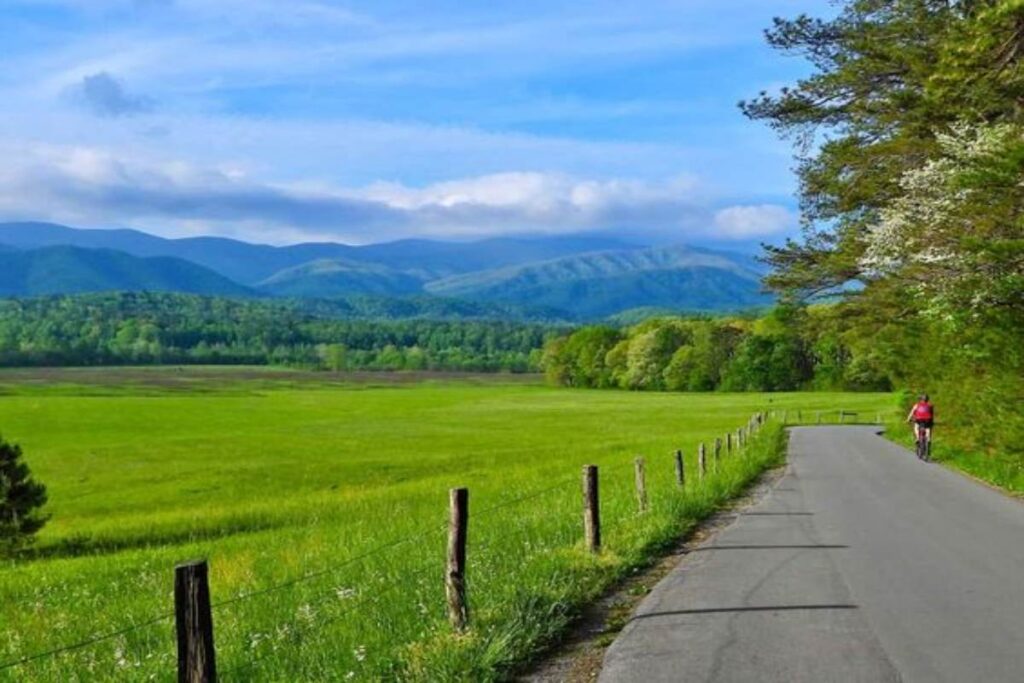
0,246,251,297
0,293,556,371
0,224,770,317
0,223,633,284
425,245,771,316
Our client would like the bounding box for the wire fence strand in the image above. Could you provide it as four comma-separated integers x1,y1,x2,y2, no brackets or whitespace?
0,610,173,671
0,459,620,672
1,420,776,675
216,561,442,680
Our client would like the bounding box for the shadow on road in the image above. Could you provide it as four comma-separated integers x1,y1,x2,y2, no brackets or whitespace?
689,544,848,551
630,604,859,621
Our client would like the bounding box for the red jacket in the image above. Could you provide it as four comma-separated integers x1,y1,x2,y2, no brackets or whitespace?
912,401,934,420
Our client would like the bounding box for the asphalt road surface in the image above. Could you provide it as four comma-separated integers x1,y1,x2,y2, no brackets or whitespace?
600,426,1024,683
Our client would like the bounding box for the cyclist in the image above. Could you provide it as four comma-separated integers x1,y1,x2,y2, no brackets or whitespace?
906,394,934,454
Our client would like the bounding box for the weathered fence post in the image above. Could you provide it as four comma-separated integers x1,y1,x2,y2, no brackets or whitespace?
726,432,732,455
634,457,648,513
175,560,217,683
582,465,600,553
698,443,707,479
877,412,882,425
736,429,742,451
446,488,469,632
674,449,685,488
797,409,802,423
816,411,822,425
839,410,845,424
714,438,722,468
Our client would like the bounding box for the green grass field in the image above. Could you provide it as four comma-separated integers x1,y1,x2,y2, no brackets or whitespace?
0,369,894,681
881,416,1024,496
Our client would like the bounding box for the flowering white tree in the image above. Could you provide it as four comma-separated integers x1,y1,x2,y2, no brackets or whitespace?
862,123,1024,320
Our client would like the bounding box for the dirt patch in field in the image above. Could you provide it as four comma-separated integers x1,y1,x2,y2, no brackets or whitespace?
517,465,787,682
0,366,541,391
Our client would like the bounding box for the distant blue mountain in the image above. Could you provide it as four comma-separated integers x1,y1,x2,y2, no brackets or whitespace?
0,222,636,285
426,245,771,318
0,245,252,297
0,222,771,318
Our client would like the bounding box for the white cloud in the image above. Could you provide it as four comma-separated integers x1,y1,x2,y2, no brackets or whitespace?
0,142,771,244
0,0,813,243
713,204,795,238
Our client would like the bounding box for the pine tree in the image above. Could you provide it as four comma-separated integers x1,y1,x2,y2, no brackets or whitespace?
0,437,49,557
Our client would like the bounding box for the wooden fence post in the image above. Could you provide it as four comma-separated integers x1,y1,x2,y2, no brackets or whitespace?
726,432,732,455
634,457,648,513
816,411,822,424
674,450,685,488
714,438,722,468
736,429,742,450
798,410,802,423
446,488,469,632
175,560,217,683
877,412,881,424
582,465,600,553
839,410,845,424
698,443,707,479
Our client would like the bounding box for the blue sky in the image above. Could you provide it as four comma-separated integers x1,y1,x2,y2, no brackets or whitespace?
0,0,830,245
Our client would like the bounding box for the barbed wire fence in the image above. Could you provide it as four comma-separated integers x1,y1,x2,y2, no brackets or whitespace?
0,407,868,681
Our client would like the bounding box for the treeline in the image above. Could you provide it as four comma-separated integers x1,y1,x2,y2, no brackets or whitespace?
0,293,558,372
542,306,889,393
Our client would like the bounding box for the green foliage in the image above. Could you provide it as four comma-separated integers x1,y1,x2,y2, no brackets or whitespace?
542,306,880,393
0,436,48,557
0,292,560,372
541,326,623,387
745,0,1024,482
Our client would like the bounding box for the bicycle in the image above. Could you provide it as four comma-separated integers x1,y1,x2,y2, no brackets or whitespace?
914,424,932,462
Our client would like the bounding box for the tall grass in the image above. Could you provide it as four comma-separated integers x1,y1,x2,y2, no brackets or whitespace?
0,374,886,681
882,413,1024,496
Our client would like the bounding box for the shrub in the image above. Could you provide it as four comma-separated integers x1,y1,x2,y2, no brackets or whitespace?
0,436,49,557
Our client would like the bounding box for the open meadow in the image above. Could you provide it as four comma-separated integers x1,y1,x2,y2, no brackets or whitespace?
0,369,894,681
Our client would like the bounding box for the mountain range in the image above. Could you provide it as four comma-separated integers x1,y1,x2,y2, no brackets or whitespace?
0,222,772,320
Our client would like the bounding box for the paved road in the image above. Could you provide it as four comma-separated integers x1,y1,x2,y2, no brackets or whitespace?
600,426,1024,683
